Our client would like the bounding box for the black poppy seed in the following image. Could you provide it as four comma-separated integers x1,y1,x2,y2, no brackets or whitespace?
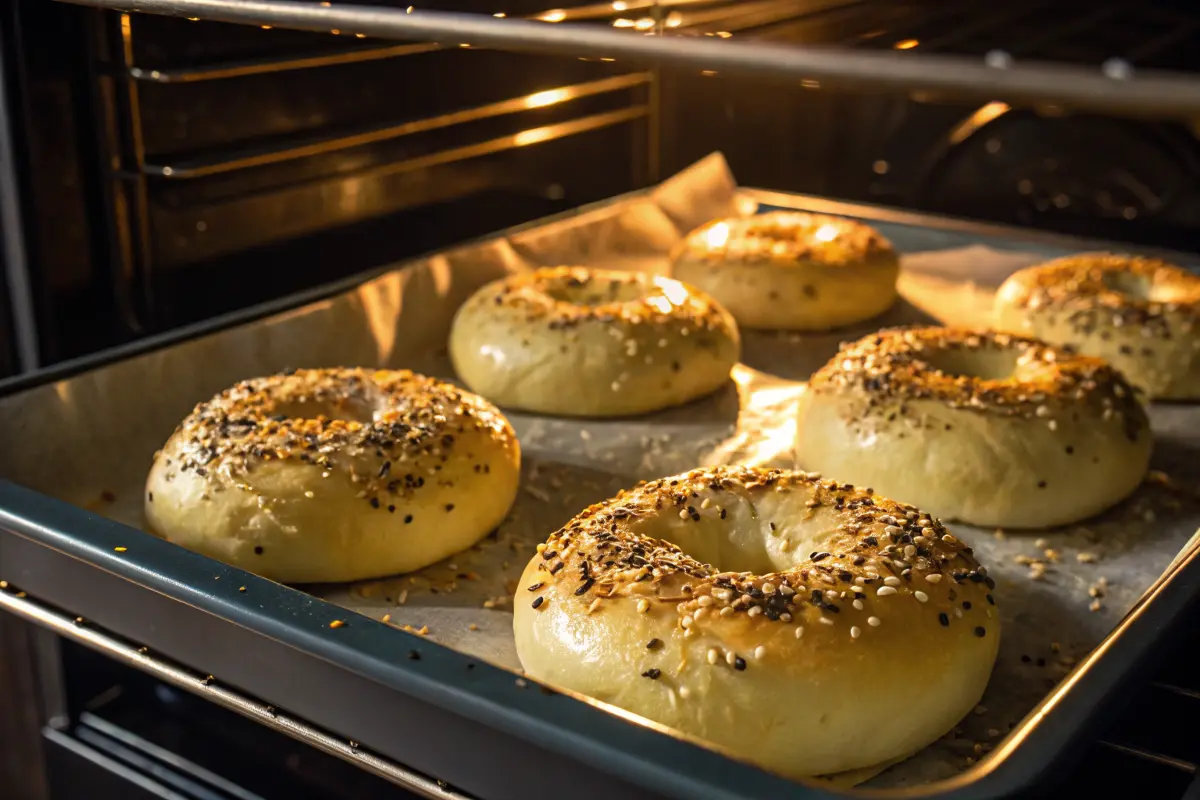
527,582,544,592
646,638,662,650
823,603,840,613
733,656,746,671
404,514,414,524
1037,481,1047,489
1021,654,1032,663
388,505,396,513
769,522,776,531
863,536,878,547
986,594,995,605
254,546,264,555
408,650,421,660
1065,446,1074,455
812,552,831,562
369,497,380,509
575,577,595,595
532,596,545,609
642,668,662,679
939,613,950,627
549,561,565,575
962,601,973,610
974,626,986,637
1036,658,1046,667
719,508,727,519
445,503,455,512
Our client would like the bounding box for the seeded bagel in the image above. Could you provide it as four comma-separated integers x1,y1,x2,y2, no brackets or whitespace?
514,465,999,779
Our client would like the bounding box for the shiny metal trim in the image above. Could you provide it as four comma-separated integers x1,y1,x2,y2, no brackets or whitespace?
55,0,1200,118
1097,741,1197,773
129,42,443,83
144,71,650,178
0,586,474,800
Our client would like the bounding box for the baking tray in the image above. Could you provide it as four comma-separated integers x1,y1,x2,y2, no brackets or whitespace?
2,154,1199,800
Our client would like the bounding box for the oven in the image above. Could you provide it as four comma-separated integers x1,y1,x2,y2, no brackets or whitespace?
1,1,1200,798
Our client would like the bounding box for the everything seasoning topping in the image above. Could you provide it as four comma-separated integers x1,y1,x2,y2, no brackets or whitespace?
1001,253,1200,337
809,327,1146,439
682,211,896,268
160,368,516,510
527,465,994,659
476,266,733,334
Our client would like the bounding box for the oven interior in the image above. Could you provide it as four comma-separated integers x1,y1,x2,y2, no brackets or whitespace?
2,0,1200,797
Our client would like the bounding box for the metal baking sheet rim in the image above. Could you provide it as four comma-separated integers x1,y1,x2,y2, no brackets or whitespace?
1,187,1198,799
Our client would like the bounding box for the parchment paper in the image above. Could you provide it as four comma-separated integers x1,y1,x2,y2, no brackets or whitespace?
2,153,1198,788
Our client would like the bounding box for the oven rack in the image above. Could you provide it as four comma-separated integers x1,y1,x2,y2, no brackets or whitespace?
59,0,1200,118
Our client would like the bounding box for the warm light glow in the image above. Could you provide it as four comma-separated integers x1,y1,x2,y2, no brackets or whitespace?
894,38,919,50
525,88,569,108
493,11,506,16
514,127,553,147
666,12,682,28
949,101,1011,144
612,17,635,27
705,222,730,248
657,278,691,307
634,17,655,30
813,224,839,243
540,9,567,21
611,0,627,9
715,30,732,38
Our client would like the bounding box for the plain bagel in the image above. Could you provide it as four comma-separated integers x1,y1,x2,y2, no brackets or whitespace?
513,465,999,779
145,368,520,583
795,327,1151,529
449,267,740,417
670,211,900,330
994,253,1200,399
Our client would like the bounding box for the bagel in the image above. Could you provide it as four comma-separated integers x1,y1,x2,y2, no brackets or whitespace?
449,267,740,417
670,211,900,330
994,253,1200,399
513,465,999,779
795,327,1151,529
145,368,520,583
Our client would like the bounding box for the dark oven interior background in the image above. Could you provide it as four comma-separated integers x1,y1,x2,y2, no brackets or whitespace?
3,0,1199,375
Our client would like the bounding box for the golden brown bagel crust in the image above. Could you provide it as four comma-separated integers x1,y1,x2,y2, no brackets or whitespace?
513,466,999,779
449,267,740,417
796,327,1151,528
145,368,520,583
670,212,900,330
994,253,1200,399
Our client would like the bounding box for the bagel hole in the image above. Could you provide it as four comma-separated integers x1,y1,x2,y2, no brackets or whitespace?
921,347,1018,382
543,276,647,307
1100,271,1153,300
270,397,376,424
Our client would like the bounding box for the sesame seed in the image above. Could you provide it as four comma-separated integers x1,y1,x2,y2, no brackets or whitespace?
679,686,691,699
914,591,929,603
794,626,805,639
925,573,943,584
850,626,861,639
762,582,776,594
748,605,763,618
867,616,881,627
697,595,714,607
707,648,720,665
877,586,898,596
818,616,834,626
852,599,865,611
678,508,689,519
754,646,766,660
681,614,694,627
637,598,650,613
955,608,963,618
883,576,901,586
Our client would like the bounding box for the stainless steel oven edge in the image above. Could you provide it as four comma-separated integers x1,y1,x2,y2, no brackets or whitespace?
1,189,1199,800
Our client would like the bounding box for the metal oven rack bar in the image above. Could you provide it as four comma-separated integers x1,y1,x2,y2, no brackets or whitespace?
58,0,1200,117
